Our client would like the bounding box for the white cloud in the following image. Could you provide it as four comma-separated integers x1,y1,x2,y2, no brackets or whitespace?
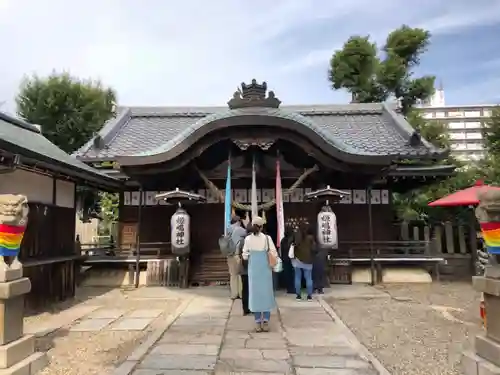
447,77,500,105
282,1,500,73
417,4,500,34
0,0,499,113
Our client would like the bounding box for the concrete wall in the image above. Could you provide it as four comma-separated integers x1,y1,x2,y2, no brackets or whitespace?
75,218,100,244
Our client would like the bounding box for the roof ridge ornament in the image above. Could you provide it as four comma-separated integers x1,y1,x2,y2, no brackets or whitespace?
408,129,423,147
227,79,281,109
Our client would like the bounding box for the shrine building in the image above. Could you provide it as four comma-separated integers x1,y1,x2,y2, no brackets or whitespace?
76,79,454,284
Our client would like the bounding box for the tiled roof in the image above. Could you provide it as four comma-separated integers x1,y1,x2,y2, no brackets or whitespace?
0,112,121,190
75,103,447,164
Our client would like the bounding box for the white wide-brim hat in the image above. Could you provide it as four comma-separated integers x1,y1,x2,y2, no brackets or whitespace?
252,216,264,226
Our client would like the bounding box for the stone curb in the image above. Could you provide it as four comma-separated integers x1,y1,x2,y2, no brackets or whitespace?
318,297,393,375
274,298,296,372
111,296,195,375
332,294,391,300
216,299,235,359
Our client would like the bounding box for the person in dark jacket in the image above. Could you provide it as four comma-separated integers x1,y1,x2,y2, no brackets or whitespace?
279,226,295,294
238,224,253,315
312,246,328,294
292,223,315,300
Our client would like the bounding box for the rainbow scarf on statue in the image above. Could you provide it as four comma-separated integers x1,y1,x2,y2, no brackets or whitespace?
480,222,500,255
0,224,26,256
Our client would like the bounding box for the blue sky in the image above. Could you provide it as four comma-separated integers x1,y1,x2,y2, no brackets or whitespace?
0,0,499,113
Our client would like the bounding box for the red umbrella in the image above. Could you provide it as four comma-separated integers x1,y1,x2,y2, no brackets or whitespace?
428,180,500,207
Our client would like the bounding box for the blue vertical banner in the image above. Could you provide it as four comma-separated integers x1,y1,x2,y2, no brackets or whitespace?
224,154,232,235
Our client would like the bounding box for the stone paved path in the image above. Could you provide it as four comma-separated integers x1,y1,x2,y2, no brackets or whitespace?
126,292,381,375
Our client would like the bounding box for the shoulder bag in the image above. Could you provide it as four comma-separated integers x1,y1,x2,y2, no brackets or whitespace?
266,235,283,272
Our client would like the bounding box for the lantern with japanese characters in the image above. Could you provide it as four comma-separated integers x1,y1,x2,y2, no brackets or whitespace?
317,204,338,249
171,207,190,255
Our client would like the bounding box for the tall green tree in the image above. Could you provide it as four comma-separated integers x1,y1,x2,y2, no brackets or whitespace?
482,106,500,157
472,107,500,186
329,25,435,116
16,72,119,226
16,72,116,153
328,26,460,222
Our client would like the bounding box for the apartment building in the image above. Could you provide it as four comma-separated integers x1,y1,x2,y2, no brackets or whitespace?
417,85,497,161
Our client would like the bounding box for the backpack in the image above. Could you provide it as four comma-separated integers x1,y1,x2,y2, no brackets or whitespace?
219,229,238,256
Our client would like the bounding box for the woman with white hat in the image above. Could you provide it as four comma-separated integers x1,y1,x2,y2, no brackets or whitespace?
242,215,279,332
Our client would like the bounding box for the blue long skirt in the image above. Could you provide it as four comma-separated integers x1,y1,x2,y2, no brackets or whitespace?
248,250,276,312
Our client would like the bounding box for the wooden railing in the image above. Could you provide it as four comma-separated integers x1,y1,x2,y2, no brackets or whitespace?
79,241,172,259
329,240,444,284
398,221,475,255
78,241,188,288
339,240,431,256
398,221,478,278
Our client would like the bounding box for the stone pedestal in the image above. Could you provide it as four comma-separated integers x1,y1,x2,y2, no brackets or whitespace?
0,268,47,375
462,272,500,375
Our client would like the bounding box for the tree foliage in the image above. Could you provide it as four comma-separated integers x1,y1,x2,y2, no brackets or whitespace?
393,166,479,222
483,107,500,156
328,26,475,222
394,107,500,222
16,72,119,226
99,192,119,235
328,25,447,150
329,25,435,116
472,107,500,187
16,72,117,153
405,110,449,149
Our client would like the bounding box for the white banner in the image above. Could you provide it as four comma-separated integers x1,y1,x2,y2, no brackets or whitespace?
276,158,285,248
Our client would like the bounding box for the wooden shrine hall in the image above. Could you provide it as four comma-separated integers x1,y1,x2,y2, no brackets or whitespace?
76,79,454,285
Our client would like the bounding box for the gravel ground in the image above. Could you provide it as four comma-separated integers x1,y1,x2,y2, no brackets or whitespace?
24,287,182,375
326,282,482,375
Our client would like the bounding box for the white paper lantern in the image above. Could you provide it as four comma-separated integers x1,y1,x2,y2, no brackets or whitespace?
171,207,190,254
317,206,338,249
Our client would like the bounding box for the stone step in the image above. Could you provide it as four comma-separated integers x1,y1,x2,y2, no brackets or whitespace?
0,351,47,375
0,335,35,369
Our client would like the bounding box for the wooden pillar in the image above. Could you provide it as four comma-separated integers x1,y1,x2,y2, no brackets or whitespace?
445,222,455,254
468,209,478,275
134,187,143,288
458,225,468,254
367,185,375,285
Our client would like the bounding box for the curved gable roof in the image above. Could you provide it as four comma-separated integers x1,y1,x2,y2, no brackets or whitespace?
130,107,360,162
76,103,447,166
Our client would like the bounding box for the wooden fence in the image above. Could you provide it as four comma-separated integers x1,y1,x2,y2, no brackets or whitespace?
399,221,476,277
21,203,82,312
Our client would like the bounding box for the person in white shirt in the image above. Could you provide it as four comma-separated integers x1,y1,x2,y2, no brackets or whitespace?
242,216,278,332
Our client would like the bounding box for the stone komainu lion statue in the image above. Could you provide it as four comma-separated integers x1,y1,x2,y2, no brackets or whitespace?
0,194,29,269
476,190,500,271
